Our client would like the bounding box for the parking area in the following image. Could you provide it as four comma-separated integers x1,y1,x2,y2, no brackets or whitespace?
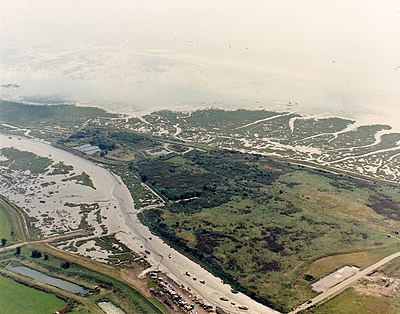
312,266,360,293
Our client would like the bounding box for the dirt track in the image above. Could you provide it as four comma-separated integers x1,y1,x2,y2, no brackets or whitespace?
0,230,86,253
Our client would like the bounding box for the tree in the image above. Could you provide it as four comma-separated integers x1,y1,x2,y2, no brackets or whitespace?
140,174,148,183
1,238,7,246
31,250,42,258
61,261,70,269
44,254,49,261
15,247,21,255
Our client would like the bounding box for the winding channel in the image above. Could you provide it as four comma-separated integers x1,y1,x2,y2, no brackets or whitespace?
0,133,278,314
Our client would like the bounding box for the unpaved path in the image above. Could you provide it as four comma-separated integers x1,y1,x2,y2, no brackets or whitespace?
0,230,86,253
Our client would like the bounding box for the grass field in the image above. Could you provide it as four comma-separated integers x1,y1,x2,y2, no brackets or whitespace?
304,246,400,280
167,155,188,165
0,202,12,242
304,288,400,314
8,243,165,314
0,274,66,314
0,243,166,314
381,256,400,277
306,256,400,314
0,197,28,243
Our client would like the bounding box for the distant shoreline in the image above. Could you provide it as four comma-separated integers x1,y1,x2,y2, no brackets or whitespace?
2,97,399,133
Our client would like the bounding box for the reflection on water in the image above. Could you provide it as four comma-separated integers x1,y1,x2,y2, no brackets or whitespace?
5,264,89,296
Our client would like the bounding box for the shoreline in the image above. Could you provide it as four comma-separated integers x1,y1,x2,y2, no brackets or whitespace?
55,102,400,133
0,133,279,314
1,123,398,312
2,98,400,133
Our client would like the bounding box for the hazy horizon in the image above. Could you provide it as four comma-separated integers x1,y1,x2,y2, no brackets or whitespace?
1,0,399,129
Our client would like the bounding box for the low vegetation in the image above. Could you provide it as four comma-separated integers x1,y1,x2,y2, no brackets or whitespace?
0,202,13,243
1,102,400,312
0,100,117,141
0,147,52,174
305,287,400,314
0,274,66,314
54,118,400,312
49,161,74,175
304,246,400,280
0,197,28,243
0,195,164,314
62,172,95,189
137,151,400,312
0,244,164,314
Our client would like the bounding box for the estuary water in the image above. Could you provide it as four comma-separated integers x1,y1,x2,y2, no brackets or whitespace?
5,264,89,296
0,133,278,313
0,0,399,129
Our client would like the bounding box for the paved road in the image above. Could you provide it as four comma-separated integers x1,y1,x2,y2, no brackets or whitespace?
291,251,400,313
0,230,85,253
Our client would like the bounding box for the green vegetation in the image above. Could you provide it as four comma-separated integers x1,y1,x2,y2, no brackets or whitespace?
62,172,95,189
307,256,400,313
2,102,400,312
49,161,73,175
0,194,163,313
0,100,114,126
105,162,164,209
74,234,149,268
0,100,117,141
2,102,400,182
133,109,400,183
62,203,99,234
305,288,400,314
167,155,187,165
0,274,66,313
0,147,52,173
55,115,400,312
136,150,280,208
174,108,280,129
0,244,165,314
0,197,29,242
305,246,400,280
93,235,149,267
381,256,400,277
0,203,13,243
329,124,391,148
137,150,400,312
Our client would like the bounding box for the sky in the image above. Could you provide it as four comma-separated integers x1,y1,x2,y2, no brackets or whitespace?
1,0,400,129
